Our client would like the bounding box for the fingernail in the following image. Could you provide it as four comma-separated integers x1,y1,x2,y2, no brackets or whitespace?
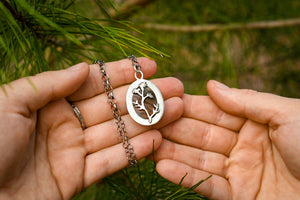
214,80,229,90
67,63,84,71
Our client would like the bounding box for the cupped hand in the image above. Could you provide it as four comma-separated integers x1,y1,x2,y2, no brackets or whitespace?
0,58,184,200
154,80,300,200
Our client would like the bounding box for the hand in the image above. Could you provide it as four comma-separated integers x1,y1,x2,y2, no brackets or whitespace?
154,80,300,200
0,58,184,200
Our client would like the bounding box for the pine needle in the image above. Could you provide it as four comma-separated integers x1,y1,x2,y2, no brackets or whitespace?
0,0,166,84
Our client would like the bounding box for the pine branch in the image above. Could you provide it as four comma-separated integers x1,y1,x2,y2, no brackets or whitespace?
0,0,166,83
141,18,300,32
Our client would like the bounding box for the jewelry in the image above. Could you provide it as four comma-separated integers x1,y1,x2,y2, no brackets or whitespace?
71,104,87,129
126,55,164,126
94,59,137,166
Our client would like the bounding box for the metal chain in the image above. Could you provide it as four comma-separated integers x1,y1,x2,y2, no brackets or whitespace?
94,59,138,166
127,55,143,80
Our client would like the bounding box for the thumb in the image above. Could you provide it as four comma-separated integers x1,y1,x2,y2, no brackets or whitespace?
207,80,297,125
2,62,89,114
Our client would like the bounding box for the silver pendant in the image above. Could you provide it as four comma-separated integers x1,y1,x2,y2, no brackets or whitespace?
126,79,164,126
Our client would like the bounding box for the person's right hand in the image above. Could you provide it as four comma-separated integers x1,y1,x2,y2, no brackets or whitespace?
154,80,300,200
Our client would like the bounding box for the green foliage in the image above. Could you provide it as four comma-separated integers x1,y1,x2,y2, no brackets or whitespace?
0,0,166,84
74,159,210,200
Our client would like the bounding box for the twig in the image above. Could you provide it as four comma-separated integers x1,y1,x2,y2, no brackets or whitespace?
109,0,155,19
141,18,300,32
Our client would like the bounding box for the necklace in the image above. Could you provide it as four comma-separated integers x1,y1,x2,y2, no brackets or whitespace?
95,59,137,166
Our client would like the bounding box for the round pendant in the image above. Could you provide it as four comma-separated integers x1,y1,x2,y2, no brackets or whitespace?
126,79,164,126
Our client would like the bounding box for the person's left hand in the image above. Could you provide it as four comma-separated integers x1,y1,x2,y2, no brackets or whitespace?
153,80,300,200
0,58,184,200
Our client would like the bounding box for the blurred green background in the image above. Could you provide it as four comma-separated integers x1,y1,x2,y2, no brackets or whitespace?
75,0,300,97
130,0,300,97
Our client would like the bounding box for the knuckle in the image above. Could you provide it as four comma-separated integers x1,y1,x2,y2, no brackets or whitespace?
197,151,207,169
239,88,259,116
215,109,225,125
201,125,212,149
241,88,259,96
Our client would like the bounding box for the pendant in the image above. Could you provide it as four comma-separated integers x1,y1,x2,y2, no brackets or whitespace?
126,79,164,126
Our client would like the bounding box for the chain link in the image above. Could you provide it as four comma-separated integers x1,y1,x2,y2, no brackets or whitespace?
94,59,138,166
127,55,143,79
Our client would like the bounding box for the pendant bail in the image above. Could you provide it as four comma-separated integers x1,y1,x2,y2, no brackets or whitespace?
134,70,144,80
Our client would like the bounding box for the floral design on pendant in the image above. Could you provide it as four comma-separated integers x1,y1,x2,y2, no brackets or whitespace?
126,79,164,126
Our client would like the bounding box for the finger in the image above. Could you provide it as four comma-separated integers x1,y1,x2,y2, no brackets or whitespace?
154,139,228,177
83,129,162,187
74,77,184,127
160,118,238,155
68,57,157,101
84,97,184,154
183,94,246,131
0,63,89,115
207,80,300,125
156,159,231,200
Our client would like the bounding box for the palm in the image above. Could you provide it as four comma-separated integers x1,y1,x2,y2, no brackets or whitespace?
226,120,291,199
0,100,81,200
36,99,86,199
155,94,300,200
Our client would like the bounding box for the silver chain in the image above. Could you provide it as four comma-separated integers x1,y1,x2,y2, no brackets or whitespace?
128,55,144,80
94,59,138,166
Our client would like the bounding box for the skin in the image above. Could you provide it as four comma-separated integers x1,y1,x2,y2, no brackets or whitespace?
0,58,184,200
154,80,300,200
